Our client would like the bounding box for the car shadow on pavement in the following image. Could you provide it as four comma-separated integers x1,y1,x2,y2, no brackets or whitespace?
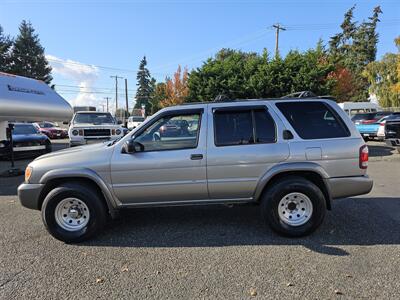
0,175,24,196
368,144,395,157
81,197,400,256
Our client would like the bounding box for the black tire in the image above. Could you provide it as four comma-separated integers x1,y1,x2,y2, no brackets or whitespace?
261,176,326,237
41,182,108,243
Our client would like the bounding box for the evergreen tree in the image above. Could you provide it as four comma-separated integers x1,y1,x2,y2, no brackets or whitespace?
9,20,52,84
0,25,12,73
134,56,153,114
328,6,382,101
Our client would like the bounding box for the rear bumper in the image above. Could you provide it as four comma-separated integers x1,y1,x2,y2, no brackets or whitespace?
386,138,400,147
327,175,373,199
18,183,44,210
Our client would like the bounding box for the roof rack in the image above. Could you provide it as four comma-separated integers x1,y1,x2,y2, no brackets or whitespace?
281,91,336,101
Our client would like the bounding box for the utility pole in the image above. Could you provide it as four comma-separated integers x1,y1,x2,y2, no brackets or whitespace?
272,23,286,57
124,78,129,113
110,75,123,113
104,97,111,112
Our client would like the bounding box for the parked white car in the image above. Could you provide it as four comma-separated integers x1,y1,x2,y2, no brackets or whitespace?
68,111,124,146
127,116,145,130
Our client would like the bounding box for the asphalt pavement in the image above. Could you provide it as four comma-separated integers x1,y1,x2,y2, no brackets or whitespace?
0,140,399,299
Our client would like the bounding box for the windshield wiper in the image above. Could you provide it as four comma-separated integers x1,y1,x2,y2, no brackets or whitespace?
108,137,122,146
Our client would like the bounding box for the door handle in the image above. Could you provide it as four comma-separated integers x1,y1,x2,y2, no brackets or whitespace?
190,154,203,160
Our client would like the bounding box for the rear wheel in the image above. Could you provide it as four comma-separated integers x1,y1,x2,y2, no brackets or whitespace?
41,183,107,243
261,176,326,237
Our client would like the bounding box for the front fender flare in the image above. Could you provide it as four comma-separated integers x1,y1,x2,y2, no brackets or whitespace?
39,168,119,216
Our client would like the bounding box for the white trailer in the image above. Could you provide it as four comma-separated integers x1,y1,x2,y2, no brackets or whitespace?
0,72,73,141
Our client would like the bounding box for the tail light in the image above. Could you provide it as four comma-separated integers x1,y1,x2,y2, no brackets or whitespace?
359,145,369,169
380,122,385,126
361,120,376,124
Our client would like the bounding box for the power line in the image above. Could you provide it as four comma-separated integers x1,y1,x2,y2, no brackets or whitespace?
54,84,136,93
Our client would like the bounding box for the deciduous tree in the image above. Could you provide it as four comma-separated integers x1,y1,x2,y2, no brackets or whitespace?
160,66,189,108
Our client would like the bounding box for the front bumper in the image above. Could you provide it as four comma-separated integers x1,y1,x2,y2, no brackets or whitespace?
18,183,44,210
327,175,373,199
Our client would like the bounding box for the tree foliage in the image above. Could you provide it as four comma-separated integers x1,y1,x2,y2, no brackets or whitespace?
187,45,335,102
9,20,53,84
149,82,166,114
0,25,12,73
134,56,154,114
363,37,400,107
160,66,189,108
188,49,263,102
328,6,382,101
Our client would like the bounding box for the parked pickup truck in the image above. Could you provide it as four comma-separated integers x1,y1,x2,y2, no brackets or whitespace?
18,98,373,243
385,113,400,153
68,111,124,146
355,116,389,141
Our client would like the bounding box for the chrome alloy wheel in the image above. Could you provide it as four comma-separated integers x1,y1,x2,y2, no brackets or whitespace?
278,192,313,227
55,198,90,231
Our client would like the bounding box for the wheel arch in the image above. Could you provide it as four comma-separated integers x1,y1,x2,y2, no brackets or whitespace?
37,168,118,217
254,163,332,210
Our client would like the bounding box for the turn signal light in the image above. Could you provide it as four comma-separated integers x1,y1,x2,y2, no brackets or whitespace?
25,166,33,183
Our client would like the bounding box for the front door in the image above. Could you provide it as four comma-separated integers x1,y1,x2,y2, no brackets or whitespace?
111,108,208,205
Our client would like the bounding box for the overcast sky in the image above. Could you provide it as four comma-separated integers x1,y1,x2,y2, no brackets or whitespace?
1,0,399,111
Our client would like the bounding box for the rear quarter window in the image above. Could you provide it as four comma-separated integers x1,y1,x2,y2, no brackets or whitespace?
276,101,350,139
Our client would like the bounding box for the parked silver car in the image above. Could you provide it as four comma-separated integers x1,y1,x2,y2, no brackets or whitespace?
18,98,373,242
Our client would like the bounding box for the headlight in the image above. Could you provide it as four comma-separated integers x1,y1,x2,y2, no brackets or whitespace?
0,142,5,148
25,166,33,183
72,130,79,136
116,129,121,135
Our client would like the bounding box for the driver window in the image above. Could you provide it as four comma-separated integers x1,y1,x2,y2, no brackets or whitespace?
134,113,201,151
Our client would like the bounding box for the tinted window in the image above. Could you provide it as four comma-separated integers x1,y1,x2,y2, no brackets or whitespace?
254,109,276,143
135,113,200,151
214,108,276,146
13,124,39,135
214,110,253,146
276,101,350,139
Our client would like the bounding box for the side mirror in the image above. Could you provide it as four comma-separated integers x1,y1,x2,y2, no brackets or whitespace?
117,120,123,125
121,140,144,154
62,121,69,125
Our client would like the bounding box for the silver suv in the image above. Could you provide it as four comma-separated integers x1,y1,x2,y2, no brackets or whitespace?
18,99,373,242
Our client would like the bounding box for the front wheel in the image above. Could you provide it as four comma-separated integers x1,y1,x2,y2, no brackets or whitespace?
41,183,107,243
261,176,326,237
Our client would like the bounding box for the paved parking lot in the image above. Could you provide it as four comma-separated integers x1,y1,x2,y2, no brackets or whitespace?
0,140,399,299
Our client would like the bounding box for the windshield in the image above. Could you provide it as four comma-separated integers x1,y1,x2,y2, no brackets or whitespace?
351,113,376,121
130,116,145,122
13,124,39,135
73,113,115,124
387,113,400,120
